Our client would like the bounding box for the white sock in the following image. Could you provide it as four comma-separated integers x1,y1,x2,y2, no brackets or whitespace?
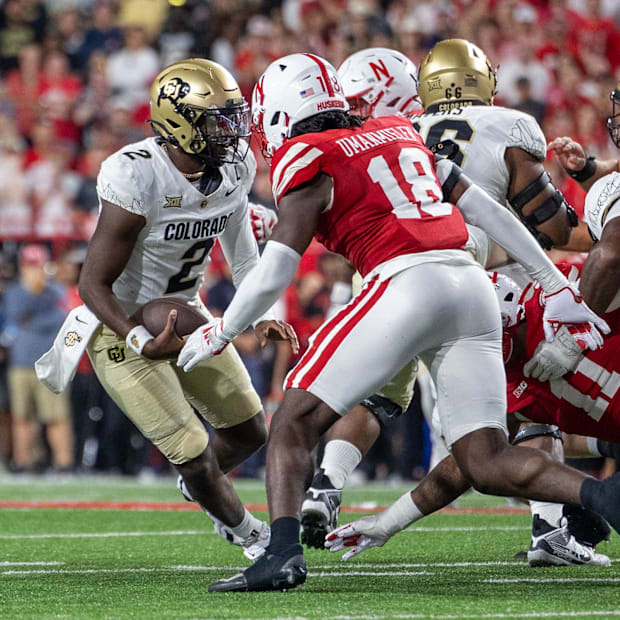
320,439,362,489
530,501,564,528
586,436,602,457
230,508,264,540
376,492,424,536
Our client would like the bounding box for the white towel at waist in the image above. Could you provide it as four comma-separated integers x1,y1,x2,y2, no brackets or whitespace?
35,305,101,394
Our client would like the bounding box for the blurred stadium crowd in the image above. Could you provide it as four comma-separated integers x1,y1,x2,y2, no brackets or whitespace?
0,0,619,476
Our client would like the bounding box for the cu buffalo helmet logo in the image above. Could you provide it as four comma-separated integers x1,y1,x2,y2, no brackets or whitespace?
64,331,82,347
158,77,191,106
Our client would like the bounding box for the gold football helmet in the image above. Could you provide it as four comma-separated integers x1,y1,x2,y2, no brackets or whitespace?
149,58,250,164
417,39,496,110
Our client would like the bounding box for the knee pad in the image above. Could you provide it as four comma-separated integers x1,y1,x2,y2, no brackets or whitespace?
512,423,562,446
156,418,209,465
563,504,611,547
360,394,403,427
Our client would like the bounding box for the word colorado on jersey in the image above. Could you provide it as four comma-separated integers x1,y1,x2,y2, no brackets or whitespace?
163,212,232,241
336,125,419,157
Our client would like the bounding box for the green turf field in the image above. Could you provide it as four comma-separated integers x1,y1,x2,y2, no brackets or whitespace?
1,474,619,619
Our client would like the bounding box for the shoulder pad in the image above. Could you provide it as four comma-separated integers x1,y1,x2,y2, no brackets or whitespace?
270,139,325,204
585,172,620,241
97,149,153,216
505,112,546,162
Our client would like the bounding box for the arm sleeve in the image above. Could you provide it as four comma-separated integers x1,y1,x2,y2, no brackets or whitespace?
458,184,567,293
218,202,276,325
436,159,568,294
221,240,301,341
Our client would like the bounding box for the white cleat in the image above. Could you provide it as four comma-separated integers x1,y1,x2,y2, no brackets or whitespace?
176,475,270,562
527,516,611,567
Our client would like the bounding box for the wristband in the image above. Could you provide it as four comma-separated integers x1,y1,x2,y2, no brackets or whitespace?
567,156,596,183
375,491,423,537
126,325,154,356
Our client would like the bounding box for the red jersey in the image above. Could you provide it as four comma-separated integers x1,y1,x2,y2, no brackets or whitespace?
270,116,469,277
506,287,620,442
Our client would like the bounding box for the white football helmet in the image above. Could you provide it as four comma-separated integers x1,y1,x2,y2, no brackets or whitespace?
338,48,420,118
252,53,349,161
488,271,527,328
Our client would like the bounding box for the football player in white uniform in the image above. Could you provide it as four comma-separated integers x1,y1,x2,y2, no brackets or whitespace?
78,59,297,560
414,39,614,566
546,83,620,318
414,39,579,283
526,82,620,383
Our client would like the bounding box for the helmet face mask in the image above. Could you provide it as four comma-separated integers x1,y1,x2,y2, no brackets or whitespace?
487,271,527,329
149,59,250,166
608,83,620,149
417,39,497,111
338,48,420,118
346,94,374,118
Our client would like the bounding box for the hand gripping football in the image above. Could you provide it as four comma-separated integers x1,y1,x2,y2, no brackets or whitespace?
131,298,208,337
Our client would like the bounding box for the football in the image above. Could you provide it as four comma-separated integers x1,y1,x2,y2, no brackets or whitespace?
131,297,209,337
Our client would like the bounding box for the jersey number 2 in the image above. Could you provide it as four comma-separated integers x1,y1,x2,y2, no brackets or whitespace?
165,239,214,294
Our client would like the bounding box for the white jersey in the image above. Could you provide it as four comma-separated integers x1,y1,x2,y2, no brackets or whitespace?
414,105,546,204
414,104,547,285
584,172,620,242
97,137,259,315
584,171,620,312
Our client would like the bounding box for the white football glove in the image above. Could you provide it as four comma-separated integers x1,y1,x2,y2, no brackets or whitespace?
177,318,229,373
325,515,392,561
524,322,605,382
249,203,278,244
542,285,609,343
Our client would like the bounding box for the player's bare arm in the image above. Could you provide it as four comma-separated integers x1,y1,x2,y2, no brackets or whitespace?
270,173,331,253
580,217,620,315
548,136,619,192
177,173,330,372
505,146,573,247
79,199,183,359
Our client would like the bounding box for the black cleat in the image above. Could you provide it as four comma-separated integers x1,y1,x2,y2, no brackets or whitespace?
563,503,611,547
208,544,307,593
300,470,342,550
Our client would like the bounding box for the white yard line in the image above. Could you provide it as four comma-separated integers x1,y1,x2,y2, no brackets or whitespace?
0,525,530,540
0,566,432,578
0,530,209,539
0,561,64,566
285,613,620,620
486,577,620,584
310,570,433,577
403,526,527,532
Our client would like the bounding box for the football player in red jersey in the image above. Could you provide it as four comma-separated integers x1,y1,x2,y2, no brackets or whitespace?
505,272,620,444
327,266,619,566
176,53,612,592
